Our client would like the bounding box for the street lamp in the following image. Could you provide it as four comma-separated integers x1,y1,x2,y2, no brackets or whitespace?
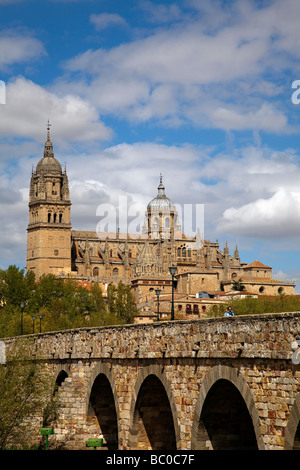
155,288,161,321
169,265,177,321
39,314,43,333
20,301,24,335
32,315,35,334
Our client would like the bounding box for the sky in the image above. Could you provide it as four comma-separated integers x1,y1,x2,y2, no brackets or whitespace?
1,0,300,290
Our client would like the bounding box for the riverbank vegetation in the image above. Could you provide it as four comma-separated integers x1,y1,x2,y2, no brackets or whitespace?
0,265,138,338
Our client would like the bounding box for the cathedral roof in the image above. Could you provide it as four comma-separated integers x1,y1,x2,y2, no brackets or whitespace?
243,260,271,269
36,123,62,175
147,175,176,211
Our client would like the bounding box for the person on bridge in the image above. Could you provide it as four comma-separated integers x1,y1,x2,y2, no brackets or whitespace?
224,306,234,317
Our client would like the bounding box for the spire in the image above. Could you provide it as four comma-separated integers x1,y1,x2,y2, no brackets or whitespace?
157,174,165,197
36,121,62,174
47,119,51,140
44,120,54,158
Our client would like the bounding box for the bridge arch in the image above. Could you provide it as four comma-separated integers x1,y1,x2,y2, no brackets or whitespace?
128,364,180,450
85,362,120,449
191,365,265,450
284,393,300,449
53,364,70,382
51,364,70,396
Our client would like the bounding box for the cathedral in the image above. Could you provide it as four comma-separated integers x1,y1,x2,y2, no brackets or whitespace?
26,128,295,319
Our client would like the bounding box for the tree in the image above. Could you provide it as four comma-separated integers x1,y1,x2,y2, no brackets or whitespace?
107,282,138,324
0,266,138,337
209,294,300,317
0,339,54,449
28,274,65,312
0,265,35,308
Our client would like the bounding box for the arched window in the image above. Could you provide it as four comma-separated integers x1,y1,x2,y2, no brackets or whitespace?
113,268,118,278
48,212,51,223
93,267,99,276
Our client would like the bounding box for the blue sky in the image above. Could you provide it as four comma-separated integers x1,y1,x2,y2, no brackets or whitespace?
1,0,300,289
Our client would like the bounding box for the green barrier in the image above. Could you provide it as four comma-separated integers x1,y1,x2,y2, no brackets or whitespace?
40,427,54,450
86,437,103,449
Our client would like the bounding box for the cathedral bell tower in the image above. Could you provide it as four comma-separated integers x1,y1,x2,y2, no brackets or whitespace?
26,124,72,278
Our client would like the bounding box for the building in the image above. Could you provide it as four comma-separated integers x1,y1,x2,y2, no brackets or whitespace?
26,128,295,318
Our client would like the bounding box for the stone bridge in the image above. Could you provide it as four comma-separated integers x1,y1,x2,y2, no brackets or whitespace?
3,312,300,450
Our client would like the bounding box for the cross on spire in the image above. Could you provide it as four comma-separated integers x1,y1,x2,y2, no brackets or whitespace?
46,120,51,141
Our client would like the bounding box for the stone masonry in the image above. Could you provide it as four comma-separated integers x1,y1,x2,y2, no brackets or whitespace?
3,312,300,450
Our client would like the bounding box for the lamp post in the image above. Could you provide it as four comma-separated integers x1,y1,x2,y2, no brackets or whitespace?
155,288,161,321
32,315,35,334
169,265,177,321
39,314,43,333
20,301,24,335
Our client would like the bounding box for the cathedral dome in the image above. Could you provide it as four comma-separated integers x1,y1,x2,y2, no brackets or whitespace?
147,176,175,212
36,125,62,175
36,155,62,174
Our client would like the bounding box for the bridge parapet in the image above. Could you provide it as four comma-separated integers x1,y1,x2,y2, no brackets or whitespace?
4,311,299,361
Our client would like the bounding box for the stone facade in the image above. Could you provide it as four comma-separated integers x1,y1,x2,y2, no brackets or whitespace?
26,128,295,313
4,312,300,450
27,125,72,278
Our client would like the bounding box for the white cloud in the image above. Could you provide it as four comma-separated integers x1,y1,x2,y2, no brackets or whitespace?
210,103,288,133
59,0,300,132
0,77,112,143
90,13,128,31
61,142,300,242
66,141,198,199
0,29,45,70
218,189,300,238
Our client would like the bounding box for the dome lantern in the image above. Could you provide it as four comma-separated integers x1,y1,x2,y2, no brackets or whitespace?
35,121,62,175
